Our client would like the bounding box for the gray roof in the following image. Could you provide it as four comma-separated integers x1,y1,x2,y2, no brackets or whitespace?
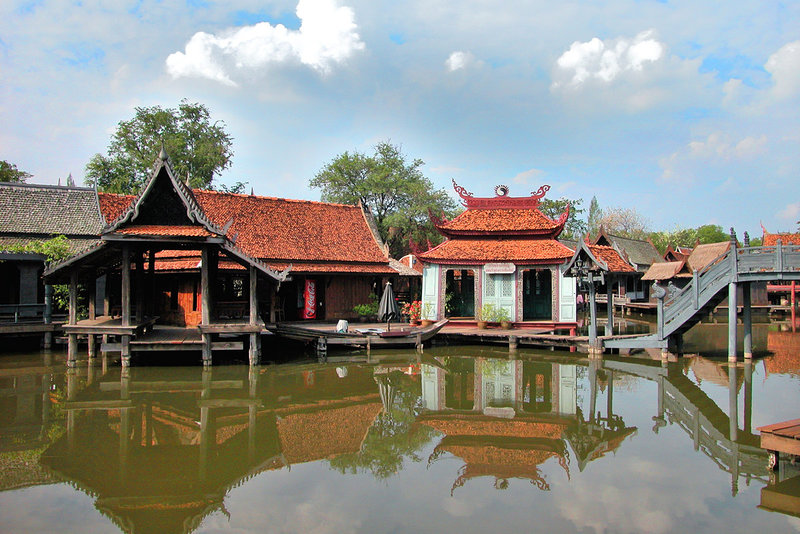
596,231,663,271
389,258,422,277
0,183,104,237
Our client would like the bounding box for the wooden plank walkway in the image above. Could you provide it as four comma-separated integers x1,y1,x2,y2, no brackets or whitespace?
759,418,800,457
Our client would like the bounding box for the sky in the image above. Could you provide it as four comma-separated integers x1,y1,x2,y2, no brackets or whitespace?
1,0,799,237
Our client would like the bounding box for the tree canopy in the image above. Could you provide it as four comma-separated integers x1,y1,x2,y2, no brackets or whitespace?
539,196,586,240
85,100,233,194
649,224,731,253
310,141,460,257
0,160,32,183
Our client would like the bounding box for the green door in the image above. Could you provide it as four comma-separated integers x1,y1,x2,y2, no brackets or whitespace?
523,269,552,320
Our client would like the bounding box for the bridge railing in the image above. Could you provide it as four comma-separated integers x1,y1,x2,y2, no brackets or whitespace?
736,243,800,275
0,303,47,324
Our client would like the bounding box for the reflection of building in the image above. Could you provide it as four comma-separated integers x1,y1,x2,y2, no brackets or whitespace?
419,357,634,493
40,364,385,534
418,183,576,323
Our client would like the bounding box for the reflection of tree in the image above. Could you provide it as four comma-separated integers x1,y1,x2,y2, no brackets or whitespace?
327,372,437,480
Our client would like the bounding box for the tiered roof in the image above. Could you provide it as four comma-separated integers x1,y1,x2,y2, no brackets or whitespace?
419,182,573,265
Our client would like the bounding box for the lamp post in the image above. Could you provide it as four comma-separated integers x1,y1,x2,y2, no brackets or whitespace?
569,257,599,353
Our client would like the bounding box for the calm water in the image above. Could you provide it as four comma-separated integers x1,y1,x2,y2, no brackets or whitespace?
1,326,799,533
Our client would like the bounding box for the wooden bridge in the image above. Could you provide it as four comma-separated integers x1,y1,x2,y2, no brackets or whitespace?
607,241,800,359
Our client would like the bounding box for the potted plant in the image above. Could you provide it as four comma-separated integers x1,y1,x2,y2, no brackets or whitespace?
421,302,435,327
402,300,422,324
495,307,512,329
476,303,495,329
352,295,378,322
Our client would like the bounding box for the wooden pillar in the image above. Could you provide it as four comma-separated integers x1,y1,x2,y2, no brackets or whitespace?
148,249,156,317
121,335,131,368
728,361,738,443
43,285,53,349
88,276,97,360
587,272,598,353
67,270,78,368
742,283,752,359
121,245,131,327
202,334,212,366
201,247,211,326
135,252,144,322
743,361,753,435
249,333,261,366
728,282,738,362
606,277,614,336
249,266,258,325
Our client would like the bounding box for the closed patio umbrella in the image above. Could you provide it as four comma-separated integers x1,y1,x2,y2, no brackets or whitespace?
378,282,400,331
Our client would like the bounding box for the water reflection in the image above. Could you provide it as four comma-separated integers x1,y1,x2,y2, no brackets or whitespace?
0,336,799,532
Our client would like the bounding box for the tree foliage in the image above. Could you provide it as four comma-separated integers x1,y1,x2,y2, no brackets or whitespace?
539,197,586,240
649,224,731,253
587,196,601,237
85,100,233,194
597,206,651,240
0,160,32,183
310,141,460,257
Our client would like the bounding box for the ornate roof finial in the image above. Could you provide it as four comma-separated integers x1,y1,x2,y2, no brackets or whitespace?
250,187,254,196
729,227,737,243
159,142,168,162
743,231,750,247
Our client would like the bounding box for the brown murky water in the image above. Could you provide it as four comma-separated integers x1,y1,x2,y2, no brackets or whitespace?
1,325,799,533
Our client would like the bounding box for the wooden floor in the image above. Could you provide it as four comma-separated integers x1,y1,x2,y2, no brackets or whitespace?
759,419,800,457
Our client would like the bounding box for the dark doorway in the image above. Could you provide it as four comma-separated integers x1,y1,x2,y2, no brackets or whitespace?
523,269,552,320
445,269,475,318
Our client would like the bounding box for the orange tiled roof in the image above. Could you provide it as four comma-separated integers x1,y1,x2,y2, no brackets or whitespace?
437,209,563,236
419,238,573,264
116,225,213,237
763,232,800,246
97,190,394,272
98,192,135,223
586,244,636,273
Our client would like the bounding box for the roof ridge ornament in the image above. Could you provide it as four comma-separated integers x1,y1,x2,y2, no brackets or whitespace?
451,180,551,209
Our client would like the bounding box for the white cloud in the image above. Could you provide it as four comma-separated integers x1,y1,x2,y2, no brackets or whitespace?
777,202,800,223
659,132,768,185
552,30,664,88
445,51,478,72
765,40,800,100
512,168,545,184
165,0,365,86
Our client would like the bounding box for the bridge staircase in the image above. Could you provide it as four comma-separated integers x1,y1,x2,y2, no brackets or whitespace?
607,242,800,351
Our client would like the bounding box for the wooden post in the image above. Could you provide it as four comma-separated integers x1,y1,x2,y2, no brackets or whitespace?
249,265,258,325
88,276,96,360
606,277,613,336
742,283,752,359
43,284,53,349
728,361,738,443
728,282,738,362
744,361,753,435
249,333,260,366
135,252,144,322
121,245,131,327
148,249,156,318
202,333,212,366
588,272,598,352
67,271,78,367
121,335,130,367
201,247,211,326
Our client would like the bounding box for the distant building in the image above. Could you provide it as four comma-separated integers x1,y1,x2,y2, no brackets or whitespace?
593,227,663,302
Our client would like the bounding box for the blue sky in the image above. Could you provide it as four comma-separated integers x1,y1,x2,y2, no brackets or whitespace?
1,0,799,236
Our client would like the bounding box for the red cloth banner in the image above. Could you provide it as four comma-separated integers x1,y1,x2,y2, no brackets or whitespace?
303,279,316,319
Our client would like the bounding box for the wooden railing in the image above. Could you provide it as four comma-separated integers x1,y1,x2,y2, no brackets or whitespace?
0,303,47,324
658,244,800,340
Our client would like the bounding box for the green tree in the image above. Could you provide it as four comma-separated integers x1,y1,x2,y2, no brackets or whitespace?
310,141,460,257
85,100,233,194
0,160,32,183
587,195,601,237
539,196,586,240
649,224,731,253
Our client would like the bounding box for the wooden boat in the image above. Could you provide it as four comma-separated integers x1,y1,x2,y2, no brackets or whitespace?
269,319,449,348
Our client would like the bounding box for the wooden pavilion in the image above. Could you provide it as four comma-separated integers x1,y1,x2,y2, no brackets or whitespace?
44,149,288,367
418,182,577,327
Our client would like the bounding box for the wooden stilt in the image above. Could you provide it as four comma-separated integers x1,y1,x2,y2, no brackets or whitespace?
121,245,131,327
728,282,738,362
201,247,210,326
249,333,261,366
202,333,212,366
121,335,131,367
588,272,598,351
135,252,144,322
67,271,78,367
743,283,752,359
88,276,97,360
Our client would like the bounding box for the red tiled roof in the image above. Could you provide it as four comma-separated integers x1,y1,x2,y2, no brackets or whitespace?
763,232,800,246
419,238,573,264
97,190,393,271
116,225,213,237
586,244,636,273
98,192,135,223
436,208,563,236
193,190,388,264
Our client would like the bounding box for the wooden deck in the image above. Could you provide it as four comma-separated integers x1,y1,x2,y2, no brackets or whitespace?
63,315,158,336
759,418,800,457
100,325,245,353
